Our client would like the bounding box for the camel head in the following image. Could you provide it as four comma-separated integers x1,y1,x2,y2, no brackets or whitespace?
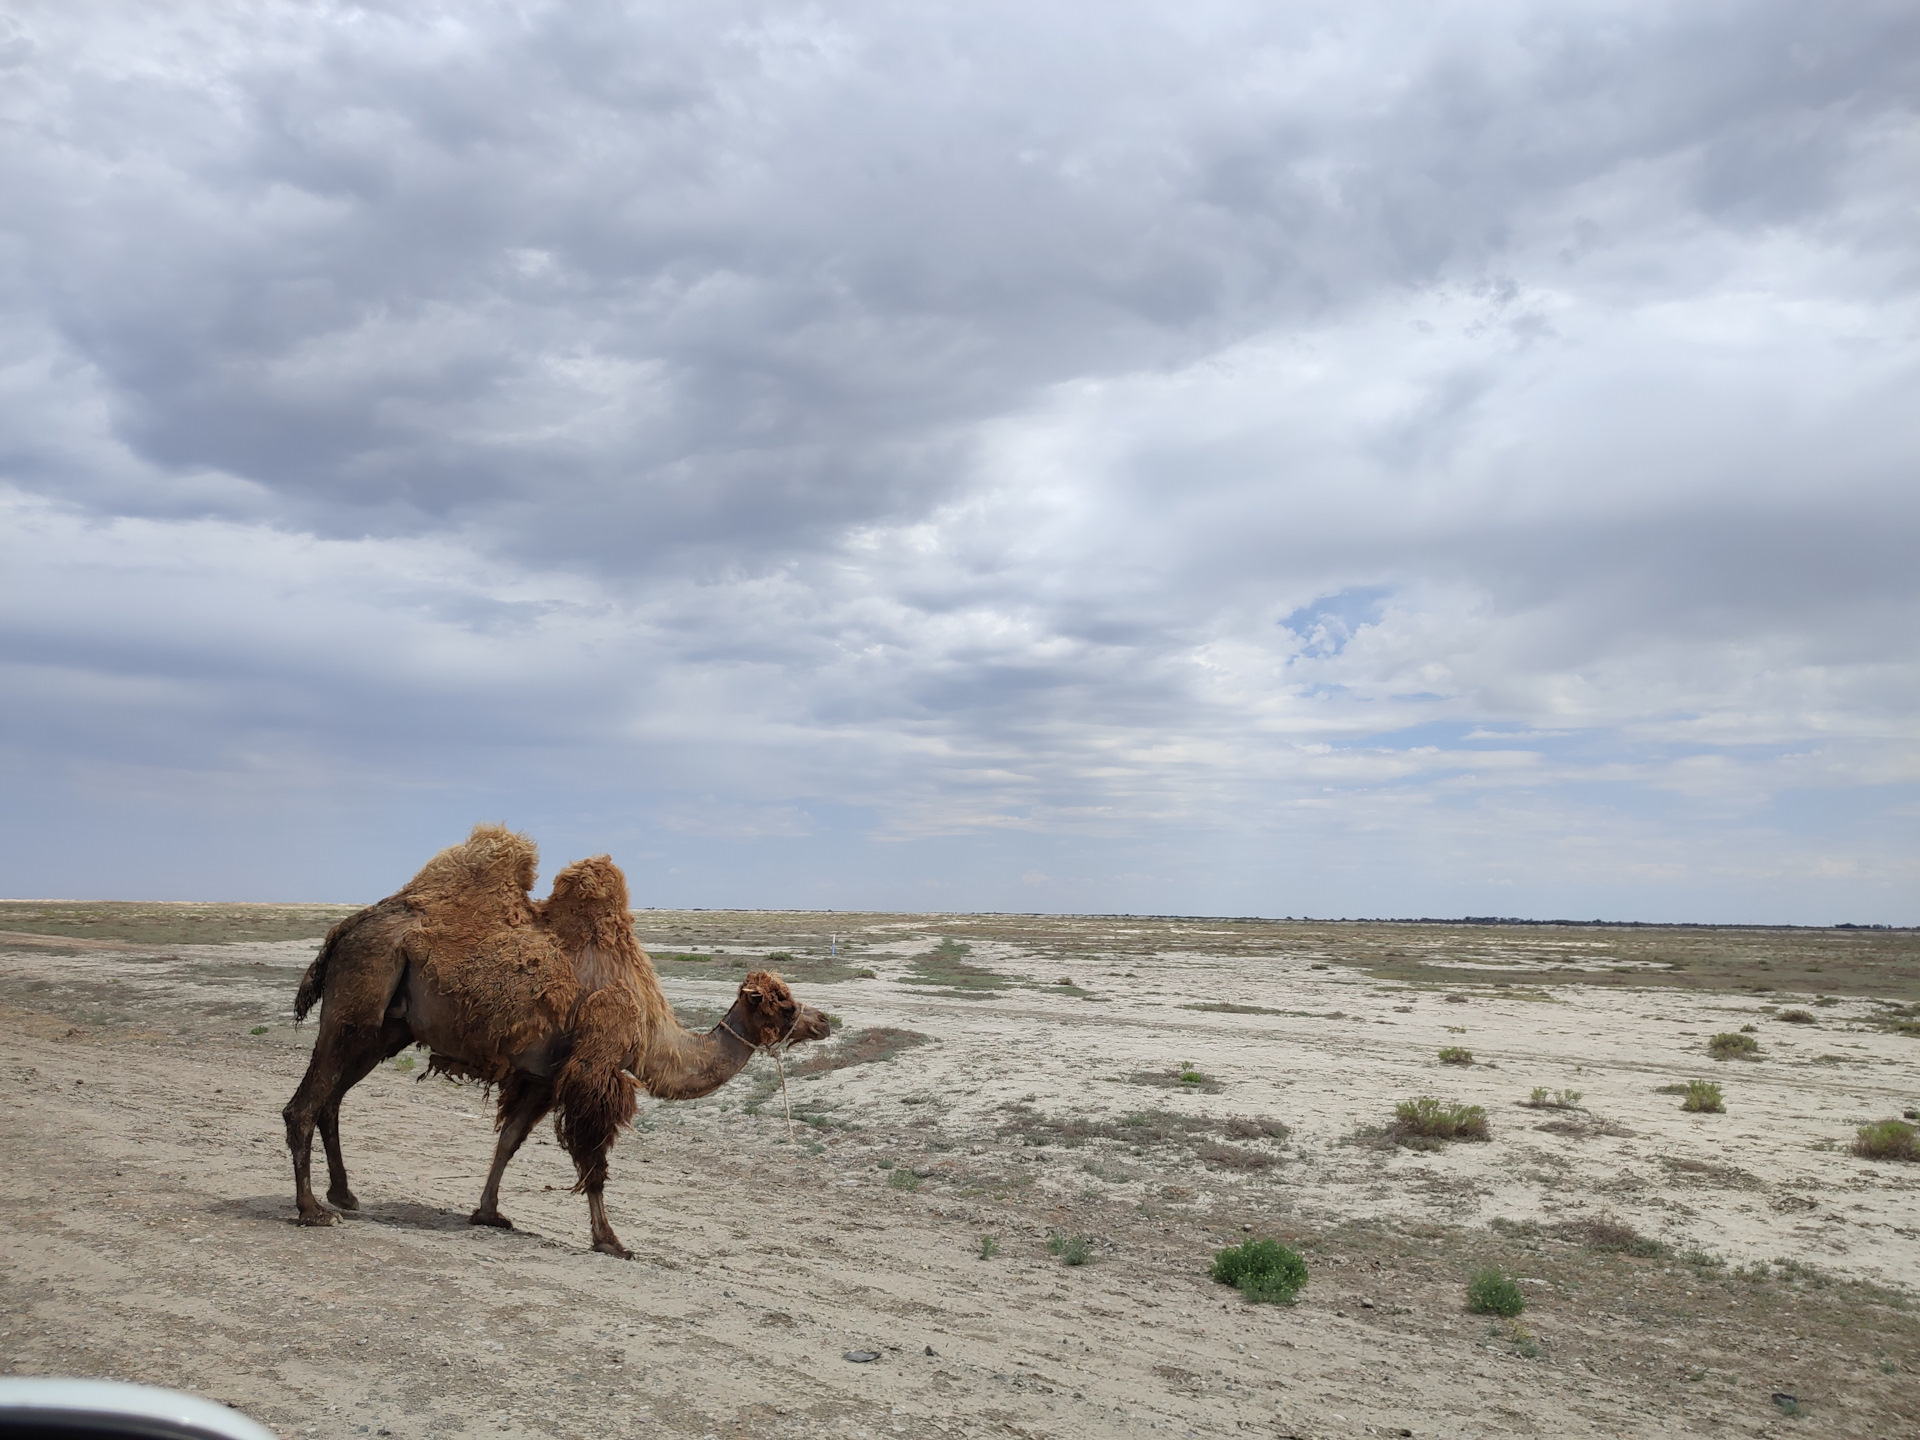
734,969,831,1048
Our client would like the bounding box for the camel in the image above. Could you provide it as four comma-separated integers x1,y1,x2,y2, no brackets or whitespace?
281,825,830,1256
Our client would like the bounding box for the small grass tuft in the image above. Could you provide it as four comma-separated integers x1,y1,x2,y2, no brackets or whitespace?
1681,1079,1724,1113
978,1235,999,1260
1047,1231,1094,1266
1707,1032,1760,1060
1390,1096,1490,1144
1777,1008,1816,1024
1466,1268,1526,1317
392,1055,415,1072
1128,1064,1224,1093
1522,1086,1582,1109
1438,1045,1474,1065
1852,1119,1918,1162
888,1166,922,1192
249,1025,270,1035
1210,1238,1308,1304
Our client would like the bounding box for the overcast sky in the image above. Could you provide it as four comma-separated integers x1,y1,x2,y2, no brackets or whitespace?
2,2,1915,921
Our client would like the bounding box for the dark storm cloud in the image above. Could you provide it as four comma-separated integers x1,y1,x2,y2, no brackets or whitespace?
8,2,1911,552
1,1,1916,916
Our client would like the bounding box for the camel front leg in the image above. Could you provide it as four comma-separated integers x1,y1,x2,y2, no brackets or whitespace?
584,1183,628,1259
558,1107,629,1257
471,1074,554,1230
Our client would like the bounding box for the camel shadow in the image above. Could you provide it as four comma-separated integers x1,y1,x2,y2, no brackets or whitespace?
208,1193,550,1241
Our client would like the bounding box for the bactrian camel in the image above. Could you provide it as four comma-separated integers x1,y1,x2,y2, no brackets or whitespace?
282,825,829,1256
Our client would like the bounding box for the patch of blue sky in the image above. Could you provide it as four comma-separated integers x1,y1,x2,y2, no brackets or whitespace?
1278,585,1393,657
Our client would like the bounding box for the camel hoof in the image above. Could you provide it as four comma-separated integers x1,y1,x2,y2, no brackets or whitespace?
592,1238,632,1260
468,1209,514,1230
296,1209,335,1228
327,1190,360,1211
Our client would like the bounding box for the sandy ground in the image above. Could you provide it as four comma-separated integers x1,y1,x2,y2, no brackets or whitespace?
3,911,1918,1440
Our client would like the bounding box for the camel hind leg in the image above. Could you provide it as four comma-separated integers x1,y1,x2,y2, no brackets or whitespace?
317,1020,413,1210
283,906,411,1225
470,1072,555,1230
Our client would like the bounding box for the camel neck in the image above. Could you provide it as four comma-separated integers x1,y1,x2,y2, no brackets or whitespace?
635,999,758,1100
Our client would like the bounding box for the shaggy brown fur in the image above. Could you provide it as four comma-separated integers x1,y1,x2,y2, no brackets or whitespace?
282,824,832,1256
399,827,578,1079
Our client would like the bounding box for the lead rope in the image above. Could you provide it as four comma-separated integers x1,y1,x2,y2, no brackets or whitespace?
719,1013,801,1143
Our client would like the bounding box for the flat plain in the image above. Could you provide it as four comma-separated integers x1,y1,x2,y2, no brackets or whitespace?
2,901,1917,1439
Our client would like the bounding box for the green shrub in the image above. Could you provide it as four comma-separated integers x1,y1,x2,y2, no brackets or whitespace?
1438,1046,1473,1065
1681,1080,1724,1113
1047,1231,1094,1266
888,1167,922,1192
392,1055,415,1072
1392,1096,1490,1142
1210,1238,1308,1304
1777,1008,1816,1024
1466,1268,1526,1317
1707,1032,1760,1060
1853,1119,1919,1162
978,1235,999,1259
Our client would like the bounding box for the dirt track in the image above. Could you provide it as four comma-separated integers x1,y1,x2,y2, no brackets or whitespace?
3,910,1918,1439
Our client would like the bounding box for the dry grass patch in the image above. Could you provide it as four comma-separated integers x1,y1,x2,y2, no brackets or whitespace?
1194,1142,1273,1171
1660,1156,1762,1190
898,937,1010,998
1554,1212,1668,1258
1532,1113,1634,1139
1128,1062,1223,1093
998,1104,1289,1171
787,1025,933,1076
0,900,359,947
1708,1031,1761,1060
1437,1045,1474,1065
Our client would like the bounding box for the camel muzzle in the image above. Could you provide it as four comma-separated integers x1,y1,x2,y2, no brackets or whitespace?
791,1005,833,1044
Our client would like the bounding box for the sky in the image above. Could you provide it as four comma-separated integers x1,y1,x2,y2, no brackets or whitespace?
2,2,1916,922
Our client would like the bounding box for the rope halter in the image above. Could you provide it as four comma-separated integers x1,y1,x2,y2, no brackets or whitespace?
717,1007,803,1142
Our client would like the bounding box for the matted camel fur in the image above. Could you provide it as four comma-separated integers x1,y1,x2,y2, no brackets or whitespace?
396,825,580,1076
394,827,704,1143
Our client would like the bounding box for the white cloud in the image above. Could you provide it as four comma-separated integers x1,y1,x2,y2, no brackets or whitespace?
0,1,1915,919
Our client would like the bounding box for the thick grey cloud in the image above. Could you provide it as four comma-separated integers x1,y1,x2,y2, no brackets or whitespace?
1,1,1916,918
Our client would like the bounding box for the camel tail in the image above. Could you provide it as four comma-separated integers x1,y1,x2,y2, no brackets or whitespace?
294,916,351,1022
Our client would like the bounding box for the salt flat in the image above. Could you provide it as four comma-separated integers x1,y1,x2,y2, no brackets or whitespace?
3,906,1916,1438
